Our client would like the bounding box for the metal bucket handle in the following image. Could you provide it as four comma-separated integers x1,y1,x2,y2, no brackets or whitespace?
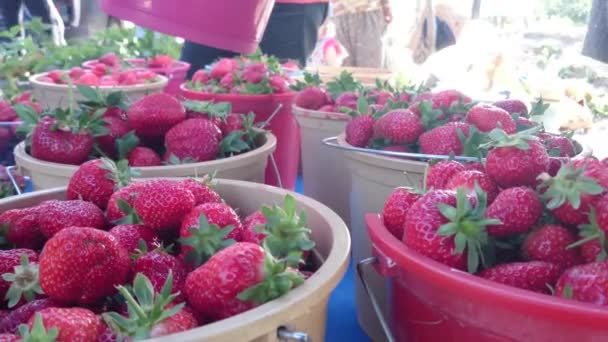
256,103,284,189
321,136,481,162
357,257,396,342
5,166,23,195
277,326,310,341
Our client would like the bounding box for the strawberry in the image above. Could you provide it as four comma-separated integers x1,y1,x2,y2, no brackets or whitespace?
109,224,159,255
147,55,174,69
335,92,358,111
418,122,471,156
132,248,187,298
30,116,95,165
0,333,17,341
270,75,290,93
446,170,499,203
210,59,236,80
485,129,549,188
78,73,101,86
67,159,134,210
464,161,484,172
96,116,130,158
543,135,576,157
0,250,38,305
184,242,304,320
127,93,186,138
0,299,60,334
130,180,196,232
478,261,561,294
2,254,44,309
373,109,423,144
178,203,243,267
431,89,471,109
522,224,583,269
345,114,374,147
572,158,608,189
164,119,222,162
242,62,268,84
30,307,101,342
492,99,528,117
220,73,234,89
318,104,336,113
39,227,131,305
555,260,608,305
0,103,16,121
241,211,267,244
402,188,498,272
127,147,162,166
46,70,63,83
106,182,146,223
465,104,516,134
538,162,605,226
382,187,422,238
117,71,138,86
485,186,542,237
103,273,197,339
425,160,466,190
0,208,44,250
367,89,394,106
191,69,209,86
178,178,221,205
547,157,565,176
99,53,120,67
221,113,244,135
37,200,105,238
69,67,86,79
295,87,328,110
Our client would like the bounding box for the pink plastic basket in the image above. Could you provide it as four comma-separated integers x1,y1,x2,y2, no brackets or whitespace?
101,0,275,54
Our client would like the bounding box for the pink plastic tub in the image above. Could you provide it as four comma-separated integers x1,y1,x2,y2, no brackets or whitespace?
363,213,608,342
180,84,300,190
101,0,274,54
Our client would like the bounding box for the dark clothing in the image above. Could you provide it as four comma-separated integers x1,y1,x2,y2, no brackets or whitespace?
0,0,52,30
180,2,329,77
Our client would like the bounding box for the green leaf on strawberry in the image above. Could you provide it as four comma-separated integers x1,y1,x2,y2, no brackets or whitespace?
530,97,550,117
178,213,236,268
2,254,44,308
538,163,604,210
326,71,363,100
18,313,59,342
219,131,252,158
567,208,608,261
116,131,140,161
290,72,322,91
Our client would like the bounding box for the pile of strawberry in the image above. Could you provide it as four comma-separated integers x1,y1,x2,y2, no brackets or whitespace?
36,64,160,87
0,160,314,341
0,92,42,164
382,143,608,306
90,52,180,71
18,85,265,167
185,51,292,95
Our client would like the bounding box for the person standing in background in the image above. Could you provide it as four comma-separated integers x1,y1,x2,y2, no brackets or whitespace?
180,0,329,78
0,0,65,45
331,0,392,68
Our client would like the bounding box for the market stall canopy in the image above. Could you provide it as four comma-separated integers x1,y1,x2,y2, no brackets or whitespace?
100,0,275,53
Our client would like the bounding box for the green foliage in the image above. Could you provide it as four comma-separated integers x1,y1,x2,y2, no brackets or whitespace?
542,0,592,25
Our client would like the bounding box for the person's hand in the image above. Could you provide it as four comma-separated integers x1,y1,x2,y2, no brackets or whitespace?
382,4,393,24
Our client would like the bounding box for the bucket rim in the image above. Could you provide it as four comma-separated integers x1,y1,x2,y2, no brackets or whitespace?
29,72,169,92
180,83,296,101
292,105,350,122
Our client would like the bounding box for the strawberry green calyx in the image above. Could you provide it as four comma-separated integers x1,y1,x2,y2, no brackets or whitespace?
237,250,304,305
458,125,489,158
2,255,43,308
18,313,59,342
241,112,265,149
436,185,501,273
290,72,322,91
219,131,251,158
182,100,231,120
326,71,363,99
484,127,540,150
256,195,315,261
115,131,140,160
537,163,604,210
530,97,550,117
178,213,236,268
568,208,608,261
99,158,139,189
103,272,184,340
114,198,143,225
418,100,444,130
14,103,41,137
76,85,129,112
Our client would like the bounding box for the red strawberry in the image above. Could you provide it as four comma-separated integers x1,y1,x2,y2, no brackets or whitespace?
191,69,209,85
516,116,536,131
103,273,197,339
127,93,186,138
0,103,16,122
68,67,86,79
464,161,485,172
367,90,394,106
67,159,133,210
345,114,374,147
164,119,222,162
318,104,336,113
29,307,102,342
106,182,146,223
335,92,358,111
0,208,44,249
492,99,529,117
30,116,94,165
109,224,159,255
382,187,422,239
117,71,138,85
133,249,187,297
581,239,604,264
478,261,561,294
0,250,38,304
46,70,63,83
465,104,516,134
547,157,565,176
485,130,549,188
184,242,303,320
425,160,466,190
148,55,174,69
222,113,244,135
210,59,235,79
374,109,423,144
37,200,105,238
2,253,44,309
418,122,471,155
99,53,120,67
573,158,608,189
96,116,130,158
178,178,221,205
241,62,267,84
179,203,243,267
485,187,542,237
131,180,196,232
39,227,130,305
431,89,471,109
544,135,576,157
241,211,267,244
220,73,234,89
78,73,101,86
0,299,60,334
403,188,496,272
127,146,162,166
555,260,608,305
445,170,499,203
522,224,583,269
295,87,328,110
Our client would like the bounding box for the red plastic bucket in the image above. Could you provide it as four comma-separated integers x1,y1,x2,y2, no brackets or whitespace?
363,213,608,342
100,0,274,54
82,58,191,96
180,84,300,190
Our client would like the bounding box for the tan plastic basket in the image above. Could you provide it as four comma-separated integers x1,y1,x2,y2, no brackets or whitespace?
14,132,276,190
29,73,168,109
293,105,352,228
0,178,350,342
